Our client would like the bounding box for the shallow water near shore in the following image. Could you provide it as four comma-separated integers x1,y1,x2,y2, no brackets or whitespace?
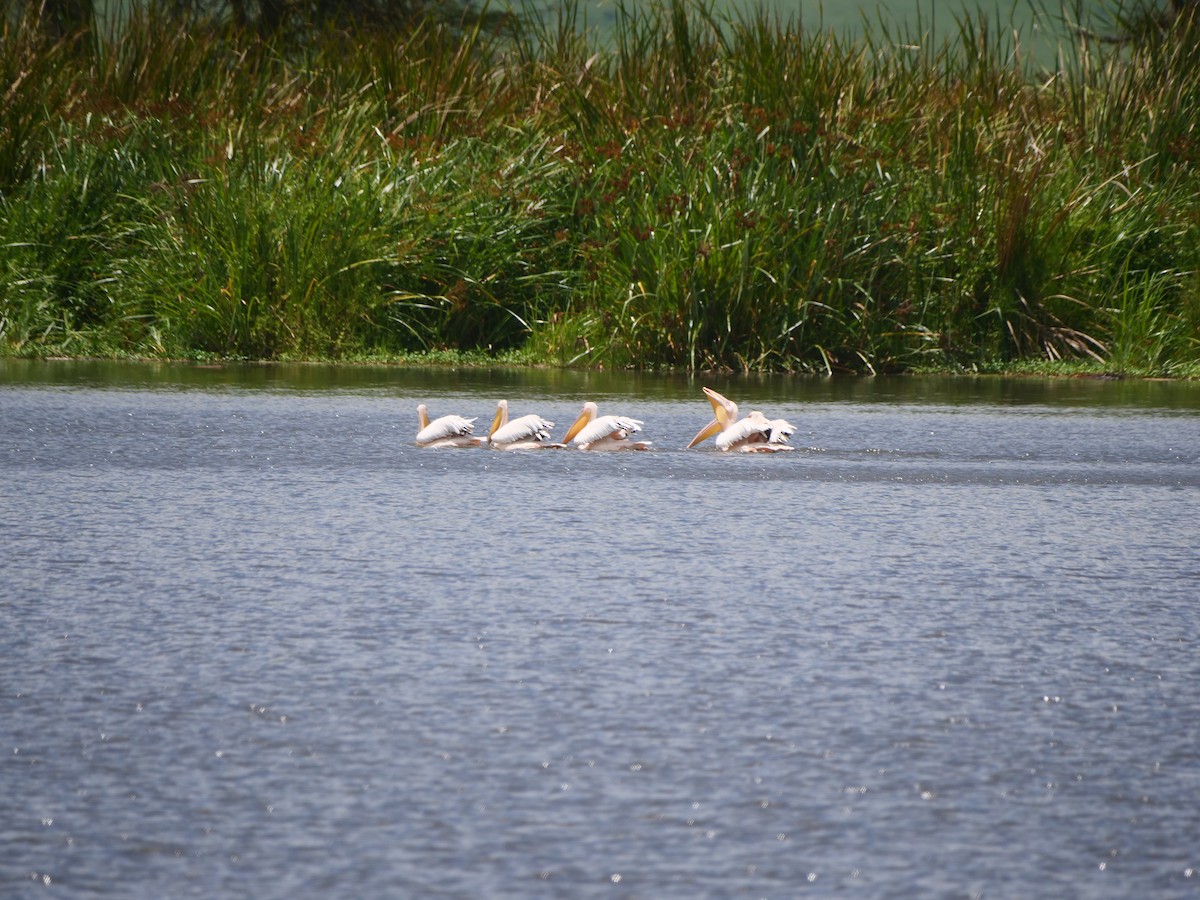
3,360,1199,898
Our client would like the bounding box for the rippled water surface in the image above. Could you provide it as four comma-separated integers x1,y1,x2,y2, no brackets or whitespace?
3,361,1199,898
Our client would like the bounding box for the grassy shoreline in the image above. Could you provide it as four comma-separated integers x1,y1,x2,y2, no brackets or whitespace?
2,1,1198,375
13,350,1195,381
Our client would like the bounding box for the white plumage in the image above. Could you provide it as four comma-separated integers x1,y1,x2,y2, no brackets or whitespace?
560,402,651,450
687,387,796,453
488,400,563,450
415,404,483,448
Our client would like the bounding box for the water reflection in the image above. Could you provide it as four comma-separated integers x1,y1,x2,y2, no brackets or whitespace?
5,358,1200,411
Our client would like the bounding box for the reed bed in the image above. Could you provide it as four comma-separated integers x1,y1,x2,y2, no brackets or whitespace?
2,0,1198,373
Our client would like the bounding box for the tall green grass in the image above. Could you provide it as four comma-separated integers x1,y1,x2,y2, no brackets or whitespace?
1,0,1198,373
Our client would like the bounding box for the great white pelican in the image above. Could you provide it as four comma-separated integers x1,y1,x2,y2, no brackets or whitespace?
488,400,563,450
415,404,484,448
560,402,652,450
686,386,796,452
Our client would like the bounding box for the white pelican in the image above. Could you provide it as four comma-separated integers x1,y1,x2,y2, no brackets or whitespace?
686,386,796,452
415,404,484,448
560,402,652,451
488,400,563,450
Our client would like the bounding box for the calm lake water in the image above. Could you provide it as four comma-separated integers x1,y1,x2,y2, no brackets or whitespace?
582,0,1116,59
3,360,1199,898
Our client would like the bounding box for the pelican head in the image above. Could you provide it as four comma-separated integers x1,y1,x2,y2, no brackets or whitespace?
686,386,739,448
560,401,598,445
488,399,510,439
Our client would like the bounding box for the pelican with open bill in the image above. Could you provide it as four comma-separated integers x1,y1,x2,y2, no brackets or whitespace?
488,400,564,450
415,404,484,448
686,386,796,452
560,401,652,450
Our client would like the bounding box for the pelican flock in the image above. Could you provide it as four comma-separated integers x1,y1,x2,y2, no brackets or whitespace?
413,388,797,453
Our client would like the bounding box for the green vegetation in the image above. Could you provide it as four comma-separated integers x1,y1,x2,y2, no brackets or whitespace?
2,0,1198,374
